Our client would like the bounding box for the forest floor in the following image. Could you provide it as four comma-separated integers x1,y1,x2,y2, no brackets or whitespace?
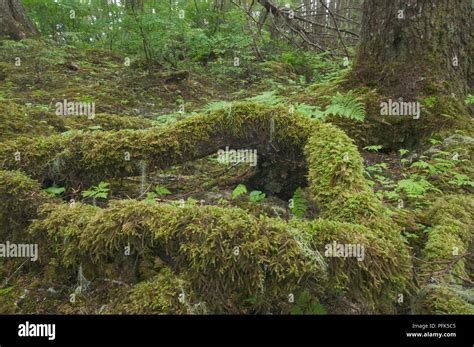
0,39,473,315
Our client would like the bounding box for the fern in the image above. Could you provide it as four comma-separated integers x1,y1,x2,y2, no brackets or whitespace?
82,182,110,200
293,103,324,119
249,190,266,203
464,94,474,105
396,177,441,198
245,91,285,105
201,100,233,113
290,187,307,218
44,185,65,196
154,185,172,196
363,145,383,152
290,290,327,315
232,184,247,200
323,90,365,121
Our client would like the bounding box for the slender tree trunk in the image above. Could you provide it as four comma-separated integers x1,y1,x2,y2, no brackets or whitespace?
0,0,37,40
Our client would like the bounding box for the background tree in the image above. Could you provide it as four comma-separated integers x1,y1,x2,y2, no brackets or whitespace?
354,0,472,98
349,0,473,148
0,0,37,40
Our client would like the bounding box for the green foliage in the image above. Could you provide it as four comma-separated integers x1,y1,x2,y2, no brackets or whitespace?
245,91,285,105
82,182,110,200
422,96,437,108
0,287,14,296
399,149,409,156
396,176,440,199
44,185,65,196
249,190,266,203
363,145,383,152
290,290,327,315
464,94,474,105
448,173,474,188
232,184,248,200
322,91,365,121
201,100,233,113
293,103,324,119
290,187,307,219
144,185,172,204
154,185,172,196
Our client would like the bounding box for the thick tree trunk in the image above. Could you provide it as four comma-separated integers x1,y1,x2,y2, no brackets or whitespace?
354,0,472,98
0,0,37,40
348,0,473,149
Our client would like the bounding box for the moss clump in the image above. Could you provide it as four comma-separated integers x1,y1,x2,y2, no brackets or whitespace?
0,170,56,239
0,98,152,142
415,195,474,312
0,101,64,141
290,218,413,312
114,267,206,314
63,113,152,131
419,195,474,283
29,200,327,314
413,285,474,314
0,102,319,188
304,122,384,221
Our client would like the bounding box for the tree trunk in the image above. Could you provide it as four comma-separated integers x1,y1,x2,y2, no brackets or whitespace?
354,0,472,98
0,0,37,40
348,0,473,149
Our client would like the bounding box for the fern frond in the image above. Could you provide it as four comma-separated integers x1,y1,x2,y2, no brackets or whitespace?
323,90,365,121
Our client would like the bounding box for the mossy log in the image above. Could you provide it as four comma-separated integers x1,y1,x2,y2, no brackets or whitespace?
1,167,413,313
413,195,474,314
0,103,316,192
0,103,415,313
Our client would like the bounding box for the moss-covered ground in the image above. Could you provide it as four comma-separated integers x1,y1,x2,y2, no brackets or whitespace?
0,39,472,315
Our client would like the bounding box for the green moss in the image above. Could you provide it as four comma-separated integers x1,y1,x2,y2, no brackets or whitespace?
413,285,474,314
115,267,206,314
0,102,317,187
416,195,474,310
290,218,413,312
28,200,327,313
0,170,56,239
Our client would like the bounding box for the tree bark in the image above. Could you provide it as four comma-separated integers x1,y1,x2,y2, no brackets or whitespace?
0,0,37,40
354,0,472,98
347,0,473,149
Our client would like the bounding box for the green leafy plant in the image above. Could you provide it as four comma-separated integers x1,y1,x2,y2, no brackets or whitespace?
290,291,327,315
322,90,365,121
201,100,233,113
395,176,440,199
44,185,65,196
448,174,474,188
399,149,409,156
290,187,307,219
293,103,324,119
422,96,437,108
144,185,172,204
82,182,110,200
363,145,383,152
245,91,285,105
232,183,247,200
0,286,14,295
249,190,265,203
428,138,443,145
464,94,474,105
